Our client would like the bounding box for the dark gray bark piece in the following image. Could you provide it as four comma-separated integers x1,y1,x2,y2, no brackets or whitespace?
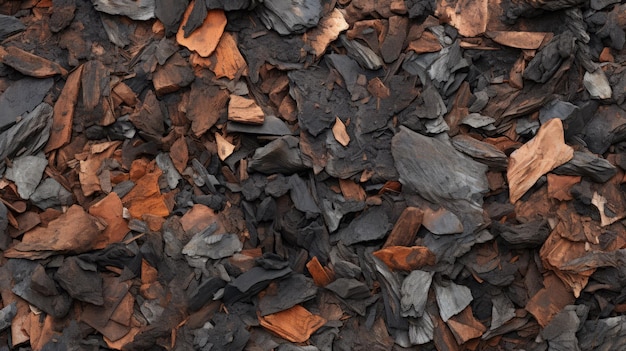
155,38,179,66
183,0,207,37
91,0,156,20
317,181,365,233
552,150,617,183
401,270,433,318
5,154,49,200
156,153,182,189
56,257,104,305
256,0,322,35
203,313,250,351
183,233,242,260
339,35,383,71
538,100,598,142
452,135,508,171
523,32,575,83
187,277,226,311
372,256,407,330
415,85,447,120
392,126,488,209
0,202,8,250
539,305,587,351
335,205,391,245
490,293,516,330
434,280,473,322
325,278,371,300
31,264,59,296
288,175,321,218
492,219,551,248
0,14,25,41
579,315,626,351
0,78,53,132
422,207,464,235
258,274,318,316
248,136,308,174
581,105,626,155
380,16,408,64
30,178,74,210
130,90,165,137
227,115,292,136
223,266,292,304
100,13,135,47
0,302,16,332
9,259,72,318
327,54,366,101
206,0,251,10
409,312,435,345
50,0,76,32
155,0,189,36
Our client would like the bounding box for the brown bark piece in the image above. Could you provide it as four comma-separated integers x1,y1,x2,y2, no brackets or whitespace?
79,141,121,197
446,306,487,345
112,81,138,107
306,256,334,287
176,4,227,57
373,246,436,271
507,119,574,203
332,117,350,147
152,52,194,96
339,178,366,201
89,192,129,249
486,31,551,50
367,77,390,99
0,46,67,78
129,90,165,137
526,272,575,327
547,174,580,201
81,60,109,111
215,132,235,161
187,82,229,137
383,206,423,247
228,95,265,125
45,65,83,152
4,205,105,259
258,305,327,343
121,167,170,219
181,204,224,236
436,0,489,37
170,137,188,174
305,8,349,59
207,32,248,79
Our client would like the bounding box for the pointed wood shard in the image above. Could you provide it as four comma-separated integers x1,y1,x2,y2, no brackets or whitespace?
215,133,235,161
177,3,227,57
304,8,349,59
0,46,68,78
507,119,574,203
332,117,350,146
486,31,551,50
258,305,327,343
45,65,83,152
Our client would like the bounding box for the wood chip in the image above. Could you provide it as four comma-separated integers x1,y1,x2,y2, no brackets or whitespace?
228,95,265,125
436,0,489,37
446,306,487,344
373,246,436,271
332,117,350,146
206,32,248,79
304,8,349,59
306,256,334,287
215,133,235,161
384,206,424,247
170,137,188,174
526,272,575,327
88,192,129,249
258,305,327,343
547,174,580,201
486,31,552,50
0,46,67,78
121,166,170,219
507,119,574,203
338,178,365,201
176,3,227,57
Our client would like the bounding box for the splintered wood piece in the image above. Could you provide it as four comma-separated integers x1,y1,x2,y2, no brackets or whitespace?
228,95,265,125
109,292,134,327
507,119,574,203
509,55,525,89
367,77,391,99
0,46,68,78
29,313,57,351
339,178,366,201
591,192,624,227
407,31,443,54
373,246,436,271
258,305,327,343
141,259,158,285
170,137,188,174
204,32,248,79
547,174,580,201
45,65,83,152
9,298,30,347
422,207,464,235
446,306,487,345
181,204,224,235
103,325,140,350
304,8,349,59
176,3,227,57
332,117,350,146
187,82,230,137
526,272,575,327
81,60,109,111
436,0,488,37
432,311,461,351
79,141,121,197
384,206,424,247
4,205,105,259
89,192,129,249
121,167,170,219
215,133,235,161
306,256,334,287
486,31,552,49
112,81,138,107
